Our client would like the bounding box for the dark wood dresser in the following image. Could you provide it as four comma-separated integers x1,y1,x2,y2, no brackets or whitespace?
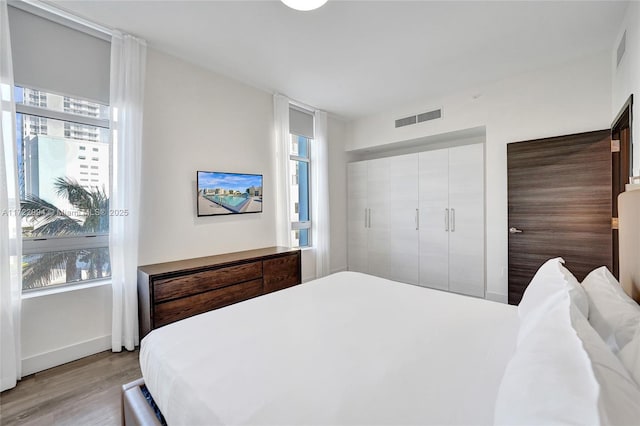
138,246,301,337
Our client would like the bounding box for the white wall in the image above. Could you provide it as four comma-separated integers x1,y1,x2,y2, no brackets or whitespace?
139,49,276,265
21,284,112,375
347,51,612,302
328,117,348,274
140,48,348,281
612,1,640,176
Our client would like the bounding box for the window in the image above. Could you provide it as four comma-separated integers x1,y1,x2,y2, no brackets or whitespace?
288,105,314,248
15,86,111,291
8,5,112,292
289,133,311,247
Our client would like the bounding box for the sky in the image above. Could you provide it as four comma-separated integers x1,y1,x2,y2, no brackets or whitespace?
198,171,262,192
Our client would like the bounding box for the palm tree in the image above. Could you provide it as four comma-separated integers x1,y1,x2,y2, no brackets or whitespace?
21,177,110,289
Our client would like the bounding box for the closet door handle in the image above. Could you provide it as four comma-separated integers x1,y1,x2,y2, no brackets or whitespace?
364,208,368,228
451,208,455,232
415,208,419,230
368,208,372,228
445,208,449,231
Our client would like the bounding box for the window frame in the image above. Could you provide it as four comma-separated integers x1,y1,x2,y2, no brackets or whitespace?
16,87,111,293
16,102,109,129
289,133,312,248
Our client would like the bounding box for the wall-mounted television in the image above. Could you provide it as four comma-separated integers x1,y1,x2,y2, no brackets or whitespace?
197,171,263,216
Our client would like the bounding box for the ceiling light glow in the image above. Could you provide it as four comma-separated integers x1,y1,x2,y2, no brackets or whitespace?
281,0,328,12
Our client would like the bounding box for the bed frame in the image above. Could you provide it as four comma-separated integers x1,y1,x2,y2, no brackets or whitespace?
121,190,640,426
121,378,162,426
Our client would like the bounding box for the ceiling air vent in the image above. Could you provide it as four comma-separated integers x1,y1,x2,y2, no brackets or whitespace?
395,108,443,128
617,31,626,67
395,115,417,128
417,108,442,123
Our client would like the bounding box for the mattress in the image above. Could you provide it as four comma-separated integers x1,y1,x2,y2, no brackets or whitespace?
140,271,519,425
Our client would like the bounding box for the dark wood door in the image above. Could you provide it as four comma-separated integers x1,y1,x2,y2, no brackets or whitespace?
507,130,612,305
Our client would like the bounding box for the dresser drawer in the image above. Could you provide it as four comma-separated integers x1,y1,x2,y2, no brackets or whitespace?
263,254,300,293
138,247,301,338
154,278,263,328
154,261,262,302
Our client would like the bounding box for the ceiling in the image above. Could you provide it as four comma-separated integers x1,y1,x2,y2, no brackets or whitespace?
50,0,628,120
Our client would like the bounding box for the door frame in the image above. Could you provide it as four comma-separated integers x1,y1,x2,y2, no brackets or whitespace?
611,94,633,278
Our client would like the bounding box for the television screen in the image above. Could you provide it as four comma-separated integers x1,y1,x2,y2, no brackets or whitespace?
197,171,263,216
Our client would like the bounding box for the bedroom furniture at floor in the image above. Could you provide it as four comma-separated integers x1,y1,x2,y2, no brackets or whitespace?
123,188,640,426
135,271,518,426
137,246,301,337
347,142,485,297
347,157,388,278
419,143,485,296
507,129,612,304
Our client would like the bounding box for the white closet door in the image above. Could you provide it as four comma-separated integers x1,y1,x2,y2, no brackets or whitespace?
367,157,391,279
347,161,368,273
388,154,419,284
418,149,450,290
448,143,485,297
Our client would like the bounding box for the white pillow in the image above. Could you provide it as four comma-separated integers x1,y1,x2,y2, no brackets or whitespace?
495,292,640,425
619,327,640,386
562,264,589,318
517,258,588,341
582,266,640,352
519,258,568,318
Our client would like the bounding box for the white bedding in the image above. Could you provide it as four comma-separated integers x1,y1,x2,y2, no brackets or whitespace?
140,271,518,425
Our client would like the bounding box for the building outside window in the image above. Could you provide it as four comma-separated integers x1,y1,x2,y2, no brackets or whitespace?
15,87,111,291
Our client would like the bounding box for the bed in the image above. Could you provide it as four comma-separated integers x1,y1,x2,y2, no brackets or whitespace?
139,272,517,425
124,189,640,425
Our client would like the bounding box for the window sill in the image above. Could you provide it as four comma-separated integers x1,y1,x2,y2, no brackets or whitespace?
299,246,314,252
22,279,112,300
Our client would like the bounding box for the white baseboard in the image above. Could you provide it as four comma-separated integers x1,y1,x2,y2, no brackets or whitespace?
302,274,316,283
331,266,347,274
486,292,508,304
22,335,111,376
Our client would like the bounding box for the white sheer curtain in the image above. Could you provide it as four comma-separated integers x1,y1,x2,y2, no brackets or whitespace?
312,110,330,277
274,94,292,248
0,0,22,392
110,31,146,352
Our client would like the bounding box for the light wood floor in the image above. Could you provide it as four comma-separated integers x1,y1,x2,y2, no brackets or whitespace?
0,350,141,426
